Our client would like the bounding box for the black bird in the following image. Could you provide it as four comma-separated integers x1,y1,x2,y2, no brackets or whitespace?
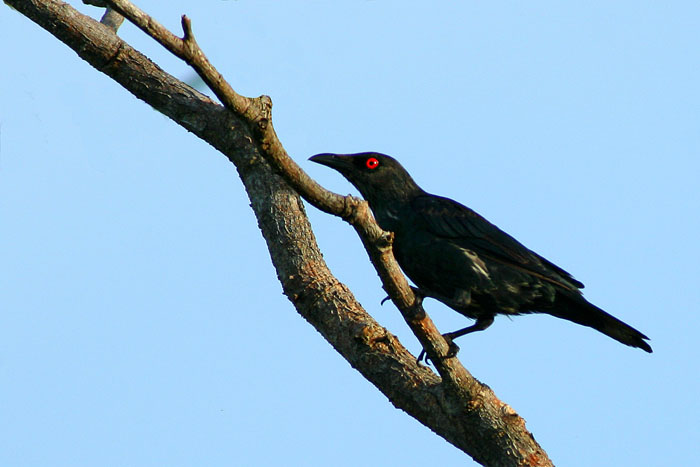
310,152,652,355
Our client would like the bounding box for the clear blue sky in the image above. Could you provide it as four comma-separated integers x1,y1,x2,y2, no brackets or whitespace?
2,2,699,466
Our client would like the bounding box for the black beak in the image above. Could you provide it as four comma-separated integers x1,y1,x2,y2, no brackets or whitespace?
309,153,353,172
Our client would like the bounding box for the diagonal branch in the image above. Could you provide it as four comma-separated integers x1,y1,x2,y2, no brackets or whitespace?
105,0,465,383
6,0,553,465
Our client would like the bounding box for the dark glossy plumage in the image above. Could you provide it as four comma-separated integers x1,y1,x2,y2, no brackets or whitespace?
310,152,652,353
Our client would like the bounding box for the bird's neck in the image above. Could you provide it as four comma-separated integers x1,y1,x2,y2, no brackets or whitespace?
367,185,424,232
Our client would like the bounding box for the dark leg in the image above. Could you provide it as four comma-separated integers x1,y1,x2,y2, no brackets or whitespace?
444,314,495,340
442,315,495,358
417,315,495,364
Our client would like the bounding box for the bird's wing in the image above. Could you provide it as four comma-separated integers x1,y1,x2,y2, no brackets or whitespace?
411,194,584,290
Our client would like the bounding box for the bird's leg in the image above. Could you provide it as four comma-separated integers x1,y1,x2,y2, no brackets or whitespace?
444,314,495,340
417,315,495,364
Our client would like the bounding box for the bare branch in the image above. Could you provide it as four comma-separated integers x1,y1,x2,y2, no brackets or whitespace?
6,1,553,465
104,0,464,379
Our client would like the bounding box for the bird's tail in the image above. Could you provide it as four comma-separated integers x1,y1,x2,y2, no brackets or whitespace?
549,293,652,353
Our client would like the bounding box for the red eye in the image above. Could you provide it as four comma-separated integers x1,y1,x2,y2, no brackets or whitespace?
365,157,380,169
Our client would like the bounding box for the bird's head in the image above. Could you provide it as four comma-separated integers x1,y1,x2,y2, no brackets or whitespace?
309,152,422,203
309,152,424,230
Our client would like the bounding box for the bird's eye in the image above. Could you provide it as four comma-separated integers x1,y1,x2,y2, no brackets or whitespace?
365,157,380,170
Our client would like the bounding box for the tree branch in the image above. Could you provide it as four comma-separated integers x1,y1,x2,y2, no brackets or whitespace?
6,1,553,465
104,0,464,383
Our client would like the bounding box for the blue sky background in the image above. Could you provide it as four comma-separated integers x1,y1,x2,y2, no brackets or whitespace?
2,1,699,466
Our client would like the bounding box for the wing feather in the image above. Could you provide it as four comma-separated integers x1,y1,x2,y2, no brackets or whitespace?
412,195,584,290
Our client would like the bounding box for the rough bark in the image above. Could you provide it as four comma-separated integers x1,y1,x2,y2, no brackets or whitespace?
5,1,553,465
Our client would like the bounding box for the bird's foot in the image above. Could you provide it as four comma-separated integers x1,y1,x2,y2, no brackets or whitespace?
416,349,429,365
408,287,426,320
381,287,424,304
381,287,426,320
415,334,461,365
410,286,427,304
442,334,460,359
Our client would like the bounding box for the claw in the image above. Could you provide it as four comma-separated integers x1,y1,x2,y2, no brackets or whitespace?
415,334,461,366
410,286,425,306
416,349,430,365
444,335,460,358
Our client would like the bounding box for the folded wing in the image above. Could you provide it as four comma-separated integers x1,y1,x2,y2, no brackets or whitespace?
412,194,584,291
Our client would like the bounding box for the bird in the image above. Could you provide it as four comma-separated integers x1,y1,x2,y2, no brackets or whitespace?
310,152,652,357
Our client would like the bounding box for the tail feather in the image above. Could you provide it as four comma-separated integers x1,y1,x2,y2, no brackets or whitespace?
549,294,652,353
